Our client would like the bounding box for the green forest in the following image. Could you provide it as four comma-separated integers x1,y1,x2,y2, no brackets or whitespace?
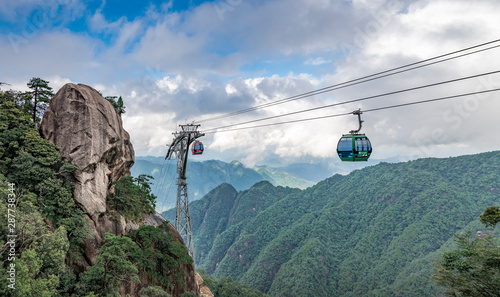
164,152,500,296
2,79,500,296
0,80,200,297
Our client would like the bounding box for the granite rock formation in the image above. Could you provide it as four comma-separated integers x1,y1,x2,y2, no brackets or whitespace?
40,83,134,217
40,83,199,296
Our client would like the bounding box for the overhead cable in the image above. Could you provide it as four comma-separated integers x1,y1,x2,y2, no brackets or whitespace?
203,87,500,134
202,70,500,133
195,39,500,124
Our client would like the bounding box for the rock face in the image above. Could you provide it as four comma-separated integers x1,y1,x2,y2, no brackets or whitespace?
196,273,214,297
40,83,199,296
41,83,134,217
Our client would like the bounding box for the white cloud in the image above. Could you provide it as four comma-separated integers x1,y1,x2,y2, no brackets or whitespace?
0,31,98,84
206,73,353,165
200,0,500,166
123,111,177,156
1,0,499,170
327,0,500,161
305,57,332,66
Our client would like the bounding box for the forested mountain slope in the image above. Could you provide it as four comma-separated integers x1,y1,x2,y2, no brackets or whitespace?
163,151,500,296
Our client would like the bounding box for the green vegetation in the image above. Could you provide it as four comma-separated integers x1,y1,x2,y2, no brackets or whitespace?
432,208,500,296
128,224,193,289
164,152,500,296
107,174,156,222
198,270,270,297
0,79,92,296
26,77,54,124
138,286,171,297
77,225,193,296
0,80,196,296
1,78,91,262
479,206,500,227
105,96,125,116
77,233,140,296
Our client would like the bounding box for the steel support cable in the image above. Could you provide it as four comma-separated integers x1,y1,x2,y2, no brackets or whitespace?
154,158,172,210
202,70,500,133
200,44,500,125
154,159,176,211
163,171,176,211
153,158,165,200
204,87,500,134
198,43,500,124
195,39,500,124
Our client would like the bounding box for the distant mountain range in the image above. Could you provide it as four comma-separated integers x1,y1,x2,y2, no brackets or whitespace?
131,156,316,211
162,151,500,296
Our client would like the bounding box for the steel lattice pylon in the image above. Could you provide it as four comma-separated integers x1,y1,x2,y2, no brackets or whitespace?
166,124,204,260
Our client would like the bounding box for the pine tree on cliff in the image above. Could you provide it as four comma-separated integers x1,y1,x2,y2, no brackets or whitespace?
26,77,54,124
105,95,125,116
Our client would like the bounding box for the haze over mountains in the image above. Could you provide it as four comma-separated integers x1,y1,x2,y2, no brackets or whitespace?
162,151,500,296
131,156,320,211
131,154,424,212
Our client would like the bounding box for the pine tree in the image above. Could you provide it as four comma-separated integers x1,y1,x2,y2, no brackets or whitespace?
26,77,54,124
117,96,125,115
105,95,125,116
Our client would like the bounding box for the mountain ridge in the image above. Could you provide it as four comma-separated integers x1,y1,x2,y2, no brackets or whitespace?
163,150,500,296
132,156,316,210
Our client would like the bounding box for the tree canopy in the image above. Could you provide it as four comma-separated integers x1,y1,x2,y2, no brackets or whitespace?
0,81,198,296
164,153,500,296
105,95,125,116
479,206,500,227
26,77,54,124
432,207,500,296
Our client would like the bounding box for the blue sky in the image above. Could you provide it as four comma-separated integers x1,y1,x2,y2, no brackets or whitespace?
1,0,500,174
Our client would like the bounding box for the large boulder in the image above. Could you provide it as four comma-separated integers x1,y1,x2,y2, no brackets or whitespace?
40,83,200,296
40,83,134,218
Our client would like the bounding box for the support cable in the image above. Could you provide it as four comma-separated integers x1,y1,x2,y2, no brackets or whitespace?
204,87,500,134
153,158,170,210
195,39,500,124
203,70,500,133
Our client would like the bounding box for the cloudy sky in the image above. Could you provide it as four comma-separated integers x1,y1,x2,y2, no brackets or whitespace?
1,0,500,174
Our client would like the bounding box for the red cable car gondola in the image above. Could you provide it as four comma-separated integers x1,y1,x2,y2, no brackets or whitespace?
192,141,204,155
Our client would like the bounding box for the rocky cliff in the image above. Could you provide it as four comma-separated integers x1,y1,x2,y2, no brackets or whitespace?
40,83,199,296
40,83,134,217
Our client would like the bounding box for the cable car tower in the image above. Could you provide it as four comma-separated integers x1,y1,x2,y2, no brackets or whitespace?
166,124,204,259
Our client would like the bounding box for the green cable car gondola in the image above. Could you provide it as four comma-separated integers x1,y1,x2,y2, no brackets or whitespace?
337,109,372,162
337,134,372,161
